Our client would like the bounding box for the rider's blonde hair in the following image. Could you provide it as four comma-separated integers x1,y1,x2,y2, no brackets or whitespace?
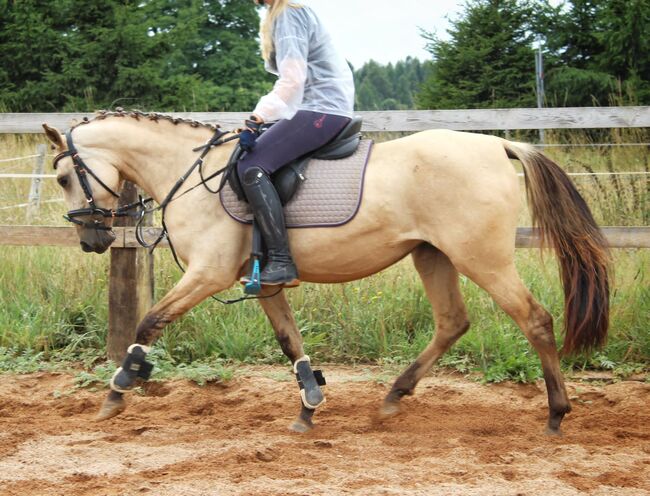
260,1,302,62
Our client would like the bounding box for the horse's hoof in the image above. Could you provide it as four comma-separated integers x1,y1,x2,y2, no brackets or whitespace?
95,397,126,421
378,401,401,419
289,418,314,433
545,426,563,437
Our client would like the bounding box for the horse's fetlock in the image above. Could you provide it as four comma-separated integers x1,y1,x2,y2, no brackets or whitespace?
110,344,154,393
392,362,420,394
385,388,410,406
294,356,326,409
551,399,572,416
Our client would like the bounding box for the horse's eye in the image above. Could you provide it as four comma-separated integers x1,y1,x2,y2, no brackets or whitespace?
57,176,69,188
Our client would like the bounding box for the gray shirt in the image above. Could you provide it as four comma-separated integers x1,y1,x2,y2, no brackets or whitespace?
253,5,355,121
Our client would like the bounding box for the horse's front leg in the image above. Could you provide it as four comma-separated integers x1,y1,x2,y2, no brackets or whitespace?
257,287,325,432
96,268,230,421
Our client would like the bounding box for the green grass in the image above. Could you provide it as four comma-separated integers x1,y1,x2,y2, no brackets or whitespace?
0,131,648,384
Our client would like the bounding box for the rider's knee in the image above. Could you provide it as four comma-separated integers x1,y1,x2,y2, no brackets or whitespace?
241,165,268,186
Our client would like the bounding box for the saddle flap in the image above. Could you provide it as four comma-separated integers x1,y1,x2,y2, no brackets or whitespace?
274,159,309,205
221,139,373,229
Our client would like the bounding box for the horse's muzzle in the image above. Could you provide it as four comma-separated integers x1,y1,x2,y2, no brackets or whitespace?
79,227,116,254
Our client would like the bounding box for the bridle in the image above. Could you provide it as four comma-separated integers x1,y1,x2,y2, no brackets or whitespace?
54,126,246,239
52,125,283,305
53,130,140,231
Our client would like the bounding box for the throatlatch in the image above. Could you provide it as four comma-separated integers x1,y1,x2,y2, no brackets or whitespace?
294,356,326,409
110,344,154,393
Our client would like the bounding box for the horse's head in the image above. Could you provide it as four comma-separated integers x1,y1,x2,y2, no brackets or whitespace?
43,123,122,254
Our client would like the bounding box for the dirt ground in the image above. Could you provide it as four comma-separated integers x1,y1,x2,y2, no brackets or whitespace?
0,366,648,496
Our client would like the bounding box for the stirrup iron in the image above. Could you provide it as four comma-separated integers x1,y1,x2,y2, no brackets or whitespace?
244,257,262,295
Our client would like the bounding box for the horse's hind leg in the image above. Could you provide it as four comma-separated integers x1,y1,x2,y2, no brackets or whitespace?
461,260,571,435
381,243,470,416
257,287,325,432
96,268,228,421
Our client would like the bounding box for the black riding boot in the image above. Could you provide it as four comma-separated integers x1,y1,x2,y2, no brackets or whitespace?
242,166,299,286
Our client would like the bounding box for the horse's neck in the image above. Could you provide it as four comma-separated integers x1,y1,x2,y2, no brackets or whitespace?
78,119,233,203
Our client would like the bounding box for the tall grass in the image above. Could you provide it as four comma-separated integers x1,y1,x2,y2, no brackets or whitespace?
0,131,648,382
0,134,66,226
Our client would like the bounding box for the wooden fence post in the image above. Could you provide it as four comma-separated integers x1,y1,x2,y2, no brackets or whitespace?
26,144,46,222
107,182,154,363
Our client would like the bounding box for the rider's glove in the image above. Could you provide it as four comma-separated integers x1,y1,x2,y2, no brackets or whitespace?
239,114,264,152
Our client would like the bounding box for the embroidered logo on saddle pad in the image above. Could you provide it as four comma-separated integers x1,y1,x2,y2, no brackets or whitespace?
220,139,373,228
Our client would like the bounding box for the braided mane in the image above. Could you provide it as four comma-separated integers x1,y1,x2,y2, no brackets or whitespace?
70,107,220,131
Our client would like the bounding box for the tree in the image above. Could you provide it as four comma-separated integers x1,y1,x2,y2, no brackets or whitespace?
598,0,650,102
542,0,649,106
417,0,539,109
0,0,270,112
0,0,74,111
147,0,271,111
354,57,431,110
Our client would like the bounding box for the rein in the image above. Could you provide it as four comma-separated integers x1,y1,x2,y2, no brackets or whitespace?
133,128,233,250
58,127,279,305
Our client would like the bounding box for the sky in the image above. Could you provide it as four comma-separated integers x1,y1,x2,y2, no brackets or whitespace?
299,0,466,68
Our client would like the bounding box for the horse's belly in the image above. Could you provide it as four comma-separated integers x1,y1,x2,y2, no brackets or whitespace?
290,223,420,283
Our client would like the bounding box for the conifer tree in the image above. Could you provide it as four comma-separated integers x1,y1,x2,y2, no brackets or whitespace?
417,0,538,109
543,0,649,105
0,0,269,112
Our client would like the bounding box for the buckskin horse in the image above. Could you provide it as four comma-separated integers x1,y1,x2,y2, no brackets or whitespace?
43,109,609,435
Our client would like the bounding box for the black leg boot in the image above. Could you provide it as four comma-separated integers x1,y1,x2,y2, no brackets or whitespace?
241,166,299,286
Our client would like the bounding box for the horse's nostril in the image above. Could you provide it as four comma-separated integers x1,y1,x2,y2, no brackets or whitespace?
80,241,94,253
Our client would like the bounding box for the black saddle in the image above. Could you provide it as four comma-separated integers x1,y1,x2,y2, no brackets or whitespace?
227,116,363,205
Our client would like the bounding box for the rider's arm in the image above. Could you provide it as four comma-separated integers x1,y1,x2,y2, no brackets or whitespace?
253,9,309,122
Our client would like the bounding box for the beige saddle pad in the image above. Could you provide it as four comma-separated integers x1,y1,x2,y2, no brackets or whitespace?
220,139,373,228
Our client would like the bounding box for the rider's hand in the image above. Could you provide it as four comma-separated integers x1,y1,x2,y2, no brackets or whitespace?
239,114,264,152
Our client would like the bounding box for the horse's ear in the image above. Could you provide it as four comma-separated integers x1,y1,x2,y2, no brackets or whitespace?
42,123,64,150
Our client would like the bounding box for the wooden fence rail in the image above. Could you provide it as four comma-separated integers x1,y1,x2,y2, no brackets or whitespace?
2,225,650,249
2,106,650,133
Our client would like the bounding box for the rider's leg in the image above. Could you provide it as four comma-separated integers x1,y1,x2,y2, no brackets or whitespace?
237,111,350,286
241,166,299,286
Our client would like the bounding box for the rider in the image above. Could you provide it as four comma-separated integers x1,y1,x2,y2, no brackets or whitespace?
238,0,355,286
